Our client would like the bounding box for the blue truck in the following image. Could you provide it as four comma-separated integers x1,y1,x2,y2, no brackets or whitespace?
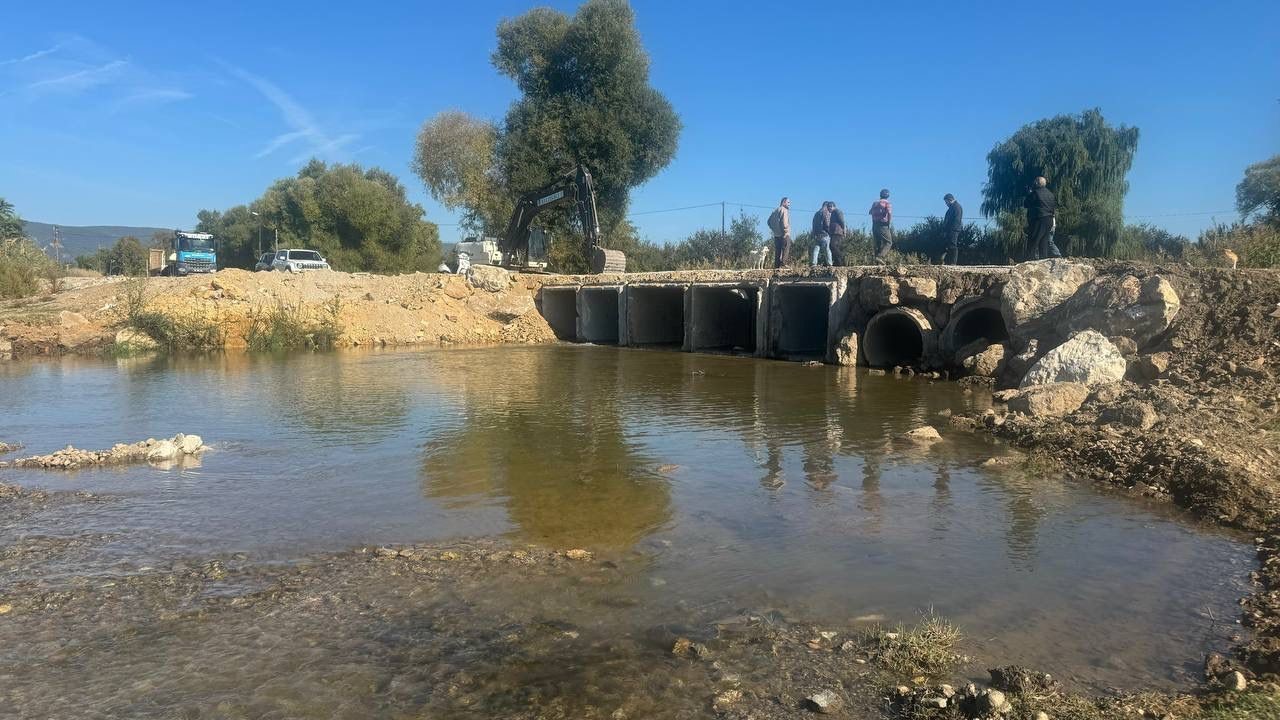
149,231,218,276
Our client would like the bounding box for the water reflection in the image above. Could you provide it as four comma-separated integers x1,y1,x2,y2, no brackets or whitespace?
420,347,672,548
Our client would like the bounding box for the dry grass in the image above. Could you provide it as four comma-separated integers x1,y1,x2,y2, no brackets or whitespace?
862,614,964,681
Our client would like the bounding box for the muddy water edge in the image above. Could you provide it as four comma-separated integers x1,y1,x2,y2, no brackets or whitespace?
0,345,1268,719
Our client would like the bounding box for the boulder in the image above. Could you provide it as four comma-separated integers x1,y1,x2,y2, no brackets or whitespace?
1057,275,1180,349
466,264,513,292
1020,331,1126,389
1128,352,1171,383
835,330,859,366
146,440,179,461
1007,382,1090,417
804,690,843,714
992,389,1021,403
1000,259,1096,337
1109,336,1138,356
0,338,12,361
904,426,943,443
1099,402,1160,430
898,277,937,303
959,342,1007,378
1004,339,1040,380
859,276,898,307
115,328,160,351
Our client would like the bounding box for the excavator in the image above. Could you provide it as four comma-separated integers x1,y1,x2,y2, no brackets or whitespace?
453,165,626,274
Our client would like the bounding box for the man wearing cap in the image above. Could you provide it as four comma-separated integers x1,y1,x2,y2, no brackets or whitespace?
1024,177,1061,260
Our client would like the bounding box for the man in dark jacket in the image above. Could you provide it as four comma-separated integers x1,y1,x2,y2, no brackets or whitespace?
828,202,846,266
942,193,963,265
1024,177,1061,260
870,189,893,259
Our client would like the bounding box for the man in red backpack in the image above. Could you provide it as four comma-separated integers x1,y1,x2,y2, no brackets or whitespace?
869,189,893,259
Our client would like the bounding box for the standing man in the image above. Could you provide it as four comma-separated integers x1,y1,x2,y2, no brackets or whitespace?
870,189,893,259
828,202,847,266
810,201,833,268
767,196,792,269
1024,177,1061,260
942,193,963,265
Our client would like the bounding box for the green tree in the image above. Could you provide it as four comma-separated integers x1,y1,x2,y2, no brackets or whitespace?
668,213,763,269
198,160,441,273
411,111,509,235
413,0,681,273
0,198,24,240
1237,154,1280,223
107,236,149,275
982,108,1139,258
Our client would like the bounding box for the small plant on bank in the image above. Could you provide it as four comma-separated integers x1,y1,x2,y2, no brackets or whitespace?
120,278,225,352
244,299,343,352
862,614,964,681
0,238,61,299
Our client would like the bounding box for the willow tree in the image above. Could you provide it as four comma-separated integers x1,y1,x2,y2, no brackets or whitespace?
982,109,1139,257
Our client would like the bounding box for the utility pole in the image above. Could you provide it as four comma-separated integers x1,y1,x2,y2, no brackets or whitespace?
274,227,278,253
251,211,263,257
51,225,62,265
721,201,726,237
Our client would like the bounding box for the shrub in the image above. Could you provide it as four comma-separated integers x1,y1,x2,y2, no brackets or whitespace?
244,298,342,352
0,238,60,299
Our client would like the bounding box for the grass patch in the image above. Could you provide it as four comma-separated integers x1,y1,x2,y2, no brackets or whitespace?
123,278,225,352
862,614,964,681
244,298,342,352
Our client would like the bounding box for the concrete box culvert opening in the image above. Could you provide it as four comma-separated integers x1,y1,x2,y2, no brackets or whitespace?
864,308,932,368
945,302,1009,353
539,287,578,341
627,285,686,348
690,285,761,355
577,287,621,344
773,284,832,359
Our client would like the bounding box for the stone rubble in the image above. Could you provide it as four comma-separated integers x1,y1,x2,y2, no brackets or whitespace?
2,434,207,469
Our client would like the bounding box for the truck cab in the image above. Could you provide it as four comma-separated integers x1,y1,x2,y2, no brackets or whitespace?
149,231,218,276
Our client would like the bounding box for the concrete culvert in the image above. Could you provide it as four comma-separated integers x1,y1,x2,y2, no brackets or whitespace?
944,298,1010,354
773,284,832,358
577,287,621,344
690,285,760,354
864,307,933,368
539,287,578,341
627,285,686,347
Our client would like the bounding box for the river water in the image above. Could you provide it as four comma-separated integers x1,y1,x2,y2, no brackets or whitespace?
0,345,1254,711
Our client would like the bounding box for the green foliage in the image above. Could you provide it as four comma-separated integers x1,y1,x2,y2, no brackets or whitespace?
982,108,1139,258
1237,154,1280,223
123,278,225,351
82,235,149,275
0,237,59,299
668,212,763,268
1199,220,1280,268
0,198,24,241
411,111,509,235
414,0,681,271
198,160,441,273
1111,223,1193,261
244,298,342,352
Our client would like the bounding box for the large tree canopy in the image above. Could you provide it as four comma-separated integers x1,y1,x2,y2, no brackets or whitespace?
982,108,1139,257
198,160,441,273
1237,154,1280,223
412,0,681,271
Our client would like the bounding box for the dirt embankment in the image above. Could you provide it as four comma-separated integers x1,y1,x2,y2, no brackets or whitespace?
0,268,557,360
955,263,1280,678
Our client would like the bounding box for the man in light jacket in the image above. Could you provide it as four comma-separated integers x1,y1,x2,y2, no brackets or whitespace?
768,197,792,269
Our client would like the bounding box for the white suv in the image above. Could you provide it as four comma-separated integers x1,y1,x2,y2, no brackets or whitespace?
271,249,331,272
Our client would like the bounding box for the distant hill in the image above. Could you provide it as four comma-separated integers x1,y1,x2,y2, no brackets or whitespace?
22,221,172,260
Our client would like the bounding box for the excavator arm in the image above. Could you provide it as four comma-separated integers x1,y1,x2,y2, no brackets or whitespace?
499,166,625,273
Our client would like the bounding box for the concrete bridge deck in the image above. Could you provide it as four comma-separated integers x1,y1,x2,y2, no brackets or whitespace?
536,266,1014,369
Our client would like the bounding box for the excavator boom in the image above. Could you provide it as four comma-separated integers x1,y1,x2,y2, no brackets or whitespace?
498,166,624,273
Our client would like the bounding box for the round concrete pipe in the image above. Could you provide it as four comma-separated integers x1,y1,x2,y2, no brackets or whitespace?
942,297,1009,355
863,307,934,367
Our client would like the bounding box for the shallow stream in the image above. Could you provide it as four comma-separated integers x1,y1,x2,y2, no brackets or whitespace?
0,345,1255,714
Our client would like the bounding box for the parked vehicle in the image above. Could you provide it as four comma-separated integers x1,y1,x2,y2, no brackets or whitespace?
147,231,218,276
254,252,277,272
271,249,330,272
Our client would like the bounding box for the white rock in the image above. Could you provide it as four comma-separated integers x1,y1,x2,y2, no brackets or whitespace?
1001,259,1096,337
1021,330,1126,389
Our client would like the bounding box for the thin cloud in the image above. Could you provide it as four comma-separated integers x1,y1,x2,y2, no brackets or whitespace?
109,88,195,113
1,44,62,66
218,59,362,163
27,59,128,91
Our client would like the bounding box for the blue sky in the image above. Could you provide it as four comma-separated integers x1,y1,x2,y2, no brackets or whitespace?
2,0,1277,246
